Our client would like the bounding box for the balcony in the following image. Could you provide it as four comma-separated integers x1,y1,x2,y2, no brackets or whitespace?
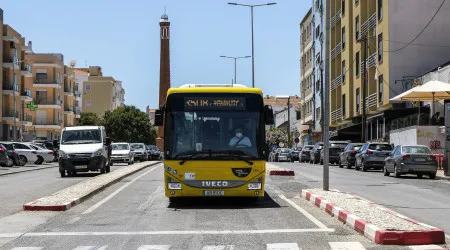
361,13,377,38
3,36,20,43
2,56,19,69
64,87,74,96
20,89,33,101
331,42,342,60
33,79,62,88
330,9,342,29
21,64,32,77
360,52,378,75
22,113,33,126
365,93,377,109
35,99,62,109
331,108,343,122
2,82,20,96
64,106,75,115
34,118,62,129
2,109,19,122
331,75,342,91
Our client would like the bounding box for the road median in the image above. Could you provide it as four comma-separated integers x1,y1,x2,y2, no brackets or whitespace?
301,188,446,245
23,161,160,211
266,163,295,176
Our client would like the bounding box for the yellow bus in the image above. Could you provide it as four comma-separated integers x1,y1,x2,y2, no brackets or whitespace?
154,84,274,202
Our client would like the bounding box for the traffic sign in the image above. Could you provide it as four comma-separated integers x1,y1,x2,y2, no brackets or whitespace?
294,131,300,137
279,142,285,147
294,137,300,144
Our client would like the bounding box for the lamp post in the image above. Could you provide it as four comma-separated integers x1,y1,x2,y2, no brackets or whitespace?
220,55,251,86
228,2,277,88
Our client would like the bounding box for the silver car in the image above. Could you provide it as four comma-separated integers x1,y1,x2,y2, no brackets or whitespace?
355,142,393,171
384,145,438,179
111,142,134,165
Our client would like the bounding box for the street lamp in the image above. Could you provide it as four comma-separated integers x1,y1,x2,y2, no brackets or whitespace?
228,2,277,88
220,55,251,86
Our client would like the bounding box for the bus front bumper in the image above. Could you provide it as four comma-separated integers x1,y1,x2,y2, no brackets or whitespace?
165,188,265,198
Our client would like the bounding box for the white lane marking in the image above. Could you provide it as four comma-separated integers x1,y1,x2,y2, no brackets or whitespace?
138,186,163,210
73,247,108,250
278,194,330,230
67,216,80,224
329,242,366,250
82,165,160,214
266,243,300,250
409,245,443,250
137,246,172,250
0,228,334,238
10,248,43,250
202,245,235,250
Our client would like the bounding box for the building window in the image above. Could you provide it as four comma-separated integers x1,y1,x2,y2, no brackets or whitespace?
356,52,360,77
356,88,360,113
85,84,91,91
342,60,346,83
342,26,346,49
355,0,359,6
342,0,345,16
316,25,320,38
378,33,383,62
355,16,360,40
342,94,346,117
316,107,321,120
378,0,383,21
378,74,384,104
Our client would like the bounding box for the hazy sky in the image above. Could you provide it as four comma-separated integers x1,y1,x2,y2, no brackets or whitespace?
1,0,310,111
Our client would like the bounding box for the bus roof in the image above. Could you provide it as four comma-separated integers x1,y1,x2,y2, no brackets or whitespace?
167,84,263,96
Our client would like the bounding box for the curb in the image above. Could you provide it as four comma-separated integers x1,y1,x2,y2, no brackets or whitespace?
268,170,295,176
301,190,446,245
23,162,160,211
0,165,57,177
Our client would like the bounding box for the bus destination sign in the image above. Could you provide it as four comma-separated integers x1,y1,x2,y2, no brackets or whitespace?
184,97,246,110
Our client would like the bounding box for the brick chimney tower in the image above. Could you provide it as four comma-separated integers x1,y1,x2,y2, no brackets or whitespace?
156,12,171,151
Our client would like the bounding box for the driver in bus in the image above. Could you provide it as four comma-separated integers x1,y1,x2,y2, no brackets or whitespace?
228,128,252,147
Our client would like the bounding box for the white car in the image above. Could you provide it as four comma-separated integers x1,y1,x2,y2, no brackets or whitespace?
11,143,39,165
111,142,134,165
27,143,54,164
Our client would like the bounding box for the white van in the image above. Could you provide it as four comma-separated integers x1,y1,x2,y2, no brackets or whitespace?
56,126,112,177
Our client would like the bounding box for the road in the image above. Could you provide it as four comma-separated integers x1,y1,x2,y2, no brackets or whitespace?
277,161,450,237
0,162,436,249
0,163,128,218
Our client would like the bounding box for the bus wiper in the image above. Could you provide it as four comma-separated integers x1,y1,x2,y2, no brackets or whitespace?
178,150,211,165
212,150,255,165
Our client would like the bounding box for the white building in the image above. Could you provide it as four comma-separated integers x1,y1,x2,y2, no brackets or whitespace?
112,80,125,110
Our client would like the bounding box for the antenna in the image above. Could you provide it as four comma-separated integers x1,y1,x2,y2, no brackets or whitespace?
164,5,167,15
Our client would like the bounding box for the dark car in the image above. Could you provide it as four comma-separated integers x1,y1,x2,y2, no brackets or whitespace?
300,145,314,162
147,145,162,160
289,149,300,162
339,143,364,168
310,142,324,164
0,144,12,167
320,141,348,165
0,142,22,166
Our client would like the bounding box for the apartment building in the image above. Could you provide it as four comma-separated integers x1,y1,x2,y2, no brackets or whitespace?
63,66,77,127
299,8,314,145
1,10,33,141
82,75,125,117
72,66,101,116
328,0,450,142
146,106,156,125
112,80,125,110
25,53,64,141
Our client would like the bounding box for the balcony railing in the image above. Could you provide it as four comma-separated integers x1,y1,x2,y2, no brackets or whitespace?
23,113,32,122
21,63,32,72
3,82,19,92
365,93,377,108
34,79,62,85
35,118,61,126
330,9,342,28
331,42,342,60
331,75,342,91
360,52,377,75
2,109,18,118
21,89,32,97
64,106,74,112
331,108,343,122
361,13,377,38
64,87,74,93
35,99,62,106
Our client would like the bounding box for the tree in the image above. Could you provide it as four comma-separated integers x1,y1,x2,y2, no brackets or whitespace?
102,105,157,144
78,112,102,126
266,127,288,147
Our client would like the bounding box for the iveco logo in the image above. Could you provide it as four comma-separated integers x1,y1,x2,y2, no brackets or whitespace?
202,181,229,187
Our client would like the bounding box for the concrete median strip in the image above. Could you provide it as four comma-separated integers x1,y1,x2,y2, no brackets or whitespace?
301,188,446,245
23,161,161,211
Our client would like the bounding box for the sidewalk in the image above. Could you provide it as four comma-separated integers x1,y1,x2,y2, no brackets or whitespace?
0,163,57,177
437,170,450,181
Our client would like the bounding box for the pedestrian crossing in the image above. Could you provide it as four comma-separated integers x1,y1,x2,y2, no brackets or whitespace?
7,243,449,250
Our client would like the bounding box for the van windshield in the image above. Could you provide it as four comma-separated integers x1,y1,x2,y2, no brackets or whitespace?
61,129,102,144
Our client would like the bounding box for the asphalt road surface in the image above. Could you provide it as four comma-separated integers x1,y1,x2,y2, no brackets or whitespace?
0,162,438,249
276,161,450,239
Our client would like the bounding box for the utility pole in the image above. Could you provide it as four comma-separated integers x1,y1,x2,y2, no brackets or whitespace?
288,97,291,148
12,58,17,141
323,0,331,191
358,36,368,142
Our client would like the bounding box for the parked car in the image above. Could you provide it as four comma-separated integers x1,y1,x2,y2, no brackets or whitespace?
147,145,162,160
355,142,393,171
276,148,290,162
300,145,314,162
130,143,148,161
384,145,438,179
320,141,348,165
289,148,300,162
0,144,12,167
0,142,21,166
27,143,54,164
33,140,58,162
11,142,39,165
111,142,135,165
339,143,364,168
310,142,324,164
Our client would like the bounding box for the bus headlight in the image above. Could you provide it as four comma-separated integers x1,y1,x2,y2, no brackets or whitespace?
248,183,262,190
168,183,182,190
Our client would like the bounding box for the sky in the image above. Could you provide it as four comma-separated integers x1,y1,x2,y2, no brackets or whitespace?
1,0,310,111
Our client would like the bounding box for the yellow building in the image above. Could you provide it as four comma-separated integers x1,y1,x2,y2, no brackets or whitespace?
25,53,65,140
328,0,450,141
63,66,77,127
82,75,124,117
1,10,33,141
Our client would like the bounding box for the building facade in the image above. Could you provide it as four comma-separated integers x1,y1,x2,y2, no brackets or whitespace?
112,80,125,110
328,0,450,142
146,105,156,125
63,66,77,127
299,8,314,145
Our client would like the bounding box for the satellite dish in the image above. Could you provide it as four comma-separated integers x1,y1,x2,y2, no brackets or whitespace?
68,60,77,68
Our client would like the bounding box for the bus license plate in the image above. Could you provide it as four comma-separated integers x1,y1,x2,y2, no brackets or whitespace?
203,190,224,196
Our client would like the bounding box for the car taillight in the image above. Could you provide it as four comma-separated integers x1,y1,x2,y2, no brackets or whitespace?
402,154,410,160
366,150,373,155
0,148,4,152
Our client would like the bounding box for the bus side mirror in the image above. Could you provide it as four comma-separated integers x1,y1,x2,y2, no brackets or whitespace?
265,105,274,125
154,110,164,126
